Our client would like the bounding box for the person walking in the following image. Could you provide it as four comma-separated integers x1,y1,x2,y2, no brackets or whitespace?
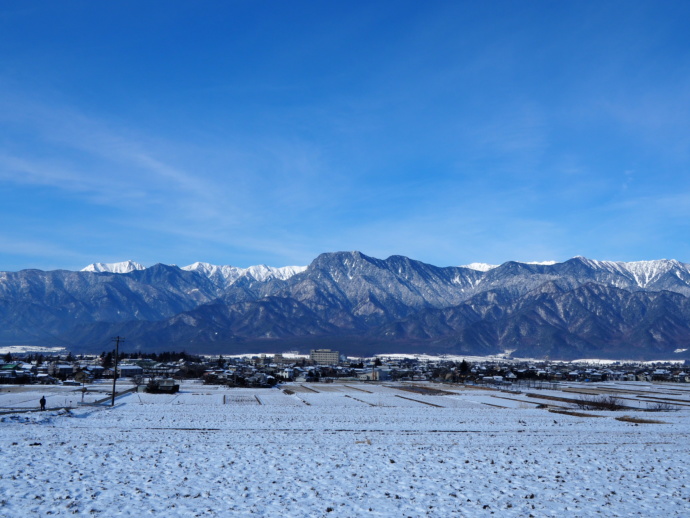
39,396,46,411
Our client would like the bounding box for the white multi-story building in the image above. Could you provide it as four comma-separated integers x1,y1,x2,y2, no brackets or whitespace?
310,349,340,365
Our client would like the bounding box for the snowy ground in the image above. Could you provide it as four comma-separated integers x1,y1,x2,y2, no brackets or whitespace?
1,381,689,517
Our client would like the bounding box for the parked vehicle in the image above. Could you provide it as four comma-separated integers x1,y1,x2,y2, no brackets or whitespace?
145,378,180,394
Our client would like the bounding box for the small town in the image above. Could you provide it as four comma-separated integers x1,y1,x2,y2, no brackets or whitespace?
2,347,689,388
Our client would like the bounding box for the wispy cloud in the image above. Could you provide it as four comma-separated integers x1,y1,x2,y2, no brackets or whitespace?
0,88,357,267
607,192,690,221
0,94,216,197
0,153,150,202
0,232,92,271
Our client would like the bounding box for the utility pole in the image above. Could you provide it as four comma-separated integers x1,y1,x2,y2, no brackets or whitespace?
111,336,125,406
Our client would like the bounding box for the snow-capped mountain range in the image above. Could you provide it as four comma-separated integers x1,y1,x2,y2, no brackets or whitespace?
82,256,688,291
3,252,690,359
181,262,306,285
461,260,558,271
81,260,146,274
82,260,307,287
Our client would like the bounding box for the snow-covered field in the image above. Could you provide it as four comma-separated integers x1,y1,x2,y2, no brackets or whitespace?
1,381,689,516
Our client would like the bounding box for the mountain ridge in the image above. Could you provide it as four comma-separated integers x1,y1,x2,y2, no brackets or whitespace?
2,252,690,359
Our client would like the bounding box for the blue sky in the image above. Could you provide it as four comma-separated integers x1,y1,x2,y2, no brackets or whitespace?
1,1,690,271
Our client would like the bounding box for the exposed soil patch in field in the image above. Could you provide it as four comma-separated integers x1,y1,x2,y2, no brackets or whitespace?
616,415,667,424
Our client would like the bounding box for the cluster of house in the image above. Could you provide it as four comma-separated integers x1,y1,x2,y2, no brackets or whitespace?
202,350,378,386
1,348,689,386
150,353,690,386
0,358,189,384
442,361,690,385
0,349,393,386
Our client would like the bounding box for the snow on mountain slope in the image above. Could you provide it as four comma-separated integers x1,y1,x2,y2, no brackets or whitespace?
246,264,307,281
181,262,245,284
619,259,687,287
462,263,498,272
574,256,690,288
462,261,556,271
78,260,306,286
182,262,307,285
81,260,145,273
